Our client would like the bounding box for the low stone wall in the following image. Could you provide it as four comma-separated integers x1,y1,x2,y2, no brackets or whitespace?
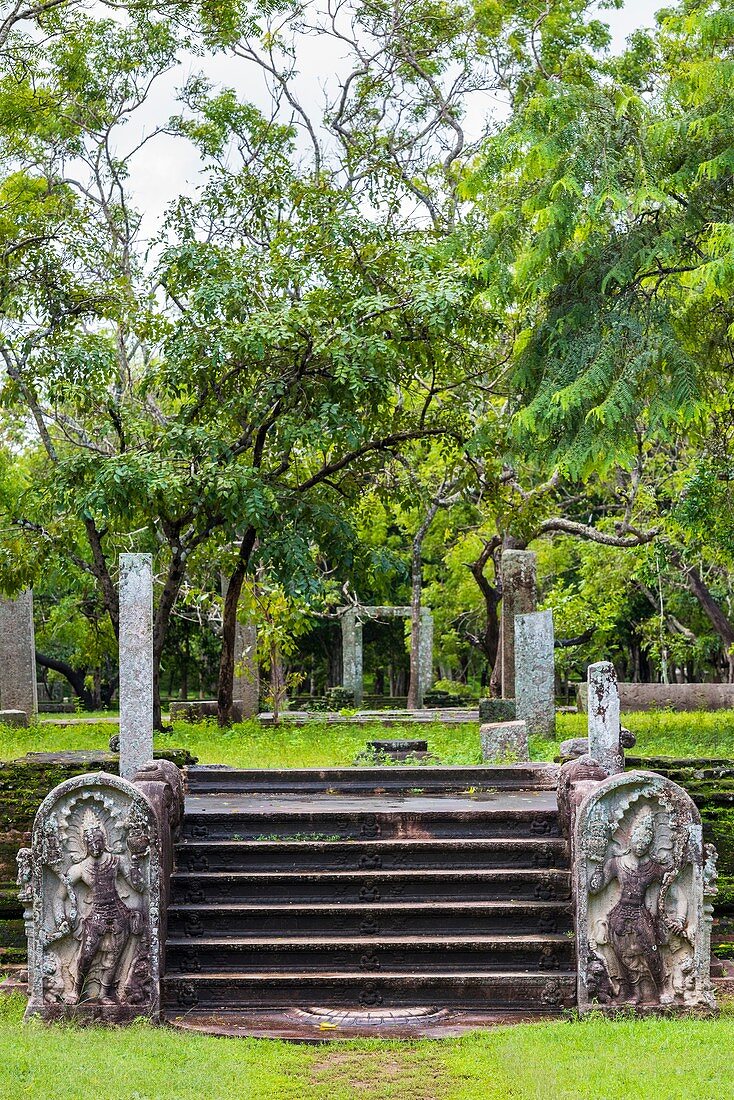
577,682,734,712
0,748,195,967
170,700,244,723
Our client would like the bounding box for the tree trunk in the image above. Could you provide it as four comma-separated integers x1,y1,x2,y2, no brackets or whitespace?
152,548,189,731
180,630,189,701
270,639,286,725
35,651,95,709
407,499,441,710
217,526,257,725
672,554,734,680
465,538,503,696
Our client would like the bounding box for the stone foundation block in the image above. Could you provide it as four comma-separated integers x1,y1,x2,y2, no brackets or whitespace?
0,711,28,728
480,720,529,763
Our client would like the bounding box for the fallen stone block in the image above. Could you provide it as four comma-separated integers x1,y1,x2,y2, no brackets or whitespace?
480,720,529,763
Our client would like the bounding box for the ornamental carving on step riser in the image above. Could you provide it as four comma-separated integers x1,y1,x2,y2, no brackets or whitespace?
17,772,161,1022
574,771,716,1014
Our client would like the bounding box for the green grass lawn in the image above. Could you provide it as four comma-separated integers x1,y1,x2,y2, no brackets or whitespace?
0,992,732,1099
2,709,734,767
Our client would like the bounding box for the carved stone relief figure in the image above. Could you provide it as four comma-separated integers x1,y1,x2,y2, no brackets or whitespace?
574,771,716,1013
19,772,161,1022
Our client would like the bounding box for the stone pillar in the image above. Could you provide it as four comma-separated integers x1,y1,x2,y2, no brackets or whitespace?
514,609,555,738
417,608,434,708
220,574,259,718
119,554,153,780
341,608,363,706
0,590,38,719
587,661,623,775
500,550,537,699
234,621,259,718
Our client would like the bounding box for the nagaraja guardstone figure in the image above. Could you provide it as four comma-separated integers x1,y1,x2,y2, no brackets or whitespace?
17,772,161,1021
574,771,716,1013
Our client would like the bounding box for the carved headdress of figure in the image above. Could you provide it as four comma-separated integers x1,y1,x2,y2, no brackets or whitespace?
80,810,108,855
629,807,655,857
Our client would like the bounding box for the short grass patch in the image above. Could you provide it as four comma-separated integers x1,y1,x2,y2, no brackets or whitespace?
3,708,734,767
1,993,733,1099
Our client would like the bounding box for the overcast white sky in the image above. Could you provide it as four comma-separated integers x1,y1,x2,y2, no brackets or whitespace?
128,0,664,241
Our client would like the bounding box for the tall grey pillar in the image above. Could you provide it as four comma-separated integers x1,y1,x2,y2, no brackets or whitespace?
222,574,259,718
417,609,434,708
500,550,537,699
119,554,153,779
588,661,623,775
341,608,363,706
234,621,259,717
0,590,38,719
514,610,555,738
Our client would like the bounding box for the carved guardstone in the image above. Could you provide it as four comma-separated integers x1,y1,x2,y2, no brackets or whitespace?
574,771,716,1014
18,772,161,1022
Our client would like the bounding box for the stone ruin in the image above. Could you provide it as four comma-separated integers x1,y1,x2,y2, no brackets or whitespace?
17,762,183,1022
560,660,718,1014
0,589,38,725
341,604,434,708
575,771,717,1013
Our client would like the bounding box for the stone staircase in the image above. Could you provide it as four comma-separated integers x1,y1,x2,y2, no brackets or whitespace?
162,765,576,1035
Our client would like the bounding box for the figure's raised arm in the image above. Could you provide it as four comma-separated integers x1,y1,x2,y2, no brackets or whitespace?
589,856,617,894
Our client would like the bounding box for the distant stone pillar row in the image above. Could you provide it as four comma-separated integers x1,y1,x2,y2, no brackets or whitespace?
341,605,434,709
119,554,154,780
500,550,537,699
0,589,38,720
514,609,555,738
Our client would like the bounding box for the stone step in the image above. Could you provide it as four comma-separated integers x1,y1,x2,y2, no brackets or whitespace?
164,934,574,975
162,971,577,1012
167,900,573,939
174,837,569,873
185,765,559,795
170,868,571,905
180,798,562,842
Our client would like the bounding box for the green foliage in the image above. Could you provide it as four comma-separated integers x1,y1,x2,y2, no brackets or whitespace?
466,0,734,477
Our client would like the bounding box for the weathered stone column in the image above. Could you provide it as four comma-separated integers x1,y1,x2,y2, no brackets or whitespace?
221,574,260,718
417,608,434,708
514,609,555,738
587,661,623,775
119,554,153,780
341,608,363,706
234,621,259,718
0,589,38,720
500,550,537,699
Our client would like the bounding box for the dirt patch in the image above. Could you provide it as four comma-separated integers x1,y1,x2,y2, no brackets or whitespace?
309,1049,446,1099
